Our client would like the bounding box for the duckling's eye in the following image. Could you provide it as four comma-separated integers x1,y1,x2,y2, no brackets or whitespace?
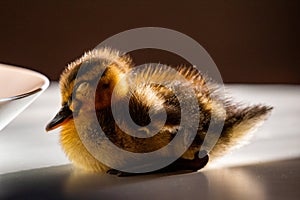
76,82,90,93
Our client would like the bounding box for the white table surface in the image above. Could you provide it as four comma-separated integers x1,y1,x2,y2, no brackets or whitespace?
0,83,299,199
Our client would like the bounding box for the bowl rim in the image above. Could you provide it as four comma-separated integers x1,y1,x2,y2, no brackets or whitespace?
0,63,50,103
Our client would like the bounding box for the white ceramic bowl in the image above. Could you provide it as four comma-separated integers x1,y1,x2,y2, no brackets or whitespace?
0,63,49,131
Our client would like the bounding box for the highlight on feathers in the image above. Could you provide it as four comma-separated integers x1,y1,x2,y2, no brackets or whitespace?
46,47,273,174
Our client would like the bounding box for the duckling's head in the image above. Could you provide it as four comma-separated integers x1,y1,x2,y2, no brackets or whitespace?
46,48,132,131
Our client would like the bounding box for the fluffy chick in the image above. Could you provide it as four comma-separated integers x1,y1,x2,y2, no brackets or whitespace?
46,48,272,174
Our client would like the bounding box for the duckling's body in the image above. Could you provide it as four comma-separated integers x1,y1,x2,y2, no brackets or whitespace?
46,48,272,174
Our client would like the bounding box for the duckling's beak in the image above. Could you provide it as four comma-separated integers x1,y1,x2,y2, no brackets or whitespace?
46,105,73,132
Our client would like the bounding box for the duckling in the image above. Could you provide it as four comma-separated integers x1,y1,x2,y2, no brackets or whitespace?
46,48,272,175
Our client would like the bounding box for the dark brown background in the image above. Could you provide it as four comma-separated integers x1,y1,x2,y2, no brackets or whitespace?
0,0,299,83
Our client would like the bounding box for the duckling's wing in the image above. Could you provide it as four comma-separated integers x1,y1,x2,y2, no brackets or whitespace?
125,64,273,161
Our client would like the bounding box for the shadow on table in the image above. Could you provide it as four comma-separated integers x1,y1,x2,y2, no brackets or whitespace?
1,158,299,200
0,165,208,200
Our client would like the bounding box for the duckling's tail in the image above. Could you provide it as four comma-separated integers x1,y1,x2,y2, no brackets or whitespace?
210,104,273,159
